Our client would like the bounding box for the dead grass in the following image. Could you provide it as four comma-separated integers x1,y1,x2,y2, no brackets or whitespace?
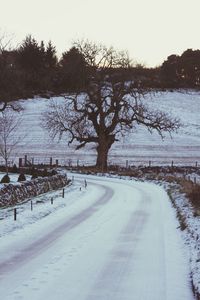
68,164,200,215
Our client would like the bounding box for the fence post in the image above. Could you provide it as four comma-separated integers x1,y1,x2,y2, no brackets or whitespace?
51,197,53,204
62,188,65,198
56,159,58,167
14,208,17,221
149,160,151,167
31,200,33,211
19,158,22,168
50,157,53,167
171,160,174,168
25,155,27,166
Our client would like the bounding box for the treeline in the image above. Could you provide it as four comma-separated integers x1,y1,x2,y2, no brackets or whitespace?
160,49,200,88
128,49,200,89
0,35,89,103
0,35,200,105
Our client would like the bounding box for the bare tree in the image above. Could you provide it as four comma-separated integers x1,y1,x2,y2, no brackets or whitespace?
0,109,23,174
73,39,131,70
43,41,180,170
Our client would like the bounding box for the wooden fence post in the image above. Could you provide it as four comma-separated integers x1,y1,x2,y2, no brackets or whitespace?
19,158,22,168
62,188,65,198
31,201,33,211
25,155,27,166
51,197,53,204
14,208,17,221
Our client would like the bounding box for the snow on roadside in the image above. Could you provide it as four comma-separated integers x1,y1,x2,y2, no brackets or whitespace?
163,182,200,298
0,178,89,238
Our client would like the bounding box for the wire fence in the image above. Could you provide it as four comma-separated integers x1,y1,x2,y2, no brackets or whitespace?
0,155,200,169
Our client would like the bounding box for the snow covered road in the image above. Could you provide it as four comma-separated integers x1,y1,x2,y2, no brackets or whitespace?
0,175,194,300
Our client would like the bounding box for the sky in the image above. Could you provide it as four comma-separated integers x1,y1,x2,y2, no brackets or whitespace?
0,0,200,67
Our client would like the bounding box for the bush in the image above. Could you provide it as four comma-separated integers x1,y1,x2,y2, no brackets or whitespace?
18,173,26,182
51,169,57,175
1,174,10,183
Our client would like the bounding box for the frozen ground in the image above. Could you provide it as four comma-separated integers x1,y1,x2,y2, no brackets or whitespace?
0,174,194,300
11,90,200,166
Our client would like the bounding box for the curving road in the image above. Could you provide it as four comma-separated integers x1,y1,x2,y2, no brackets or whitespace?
0,175,194,300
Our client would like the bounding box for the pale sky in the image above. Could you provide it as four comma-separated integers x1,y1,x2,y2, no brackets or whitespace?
1,0,200,67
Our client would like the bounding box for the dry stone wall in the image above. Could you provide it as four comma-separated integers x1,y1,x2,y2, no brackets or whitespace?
0,174,70,207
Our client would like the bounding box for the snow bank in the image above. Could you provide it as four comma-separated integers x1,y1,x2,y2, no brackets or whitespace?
166,184,200,299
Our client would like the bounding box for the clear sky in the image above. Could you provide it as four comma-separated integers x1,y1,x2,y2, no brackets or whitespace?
1,0,200,67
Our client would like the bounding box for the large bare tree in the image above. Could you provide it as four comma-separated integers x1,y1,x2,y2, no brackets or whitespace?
43,41,180,170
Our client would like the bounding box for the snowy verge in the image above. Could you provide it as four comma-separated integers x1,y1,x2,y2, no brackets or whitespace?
165,183,200,300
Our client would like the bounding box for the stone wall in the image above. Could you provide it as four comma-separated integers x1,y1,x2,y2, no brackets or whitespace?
0,174,70,207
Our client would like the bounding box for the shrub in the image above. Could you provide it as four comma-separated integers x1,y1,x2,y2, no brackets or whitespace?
1,174,10,183
51,169,57,175
18,173,26,182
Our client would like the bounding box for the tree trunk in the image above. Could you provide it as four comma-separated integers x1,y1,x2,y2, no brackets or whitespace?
5,157,8,175
96,134,115,171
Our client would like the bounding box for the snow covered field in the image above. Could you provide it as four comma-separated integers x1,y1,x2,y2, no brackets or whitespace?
0,174,194,300
12,90,200,166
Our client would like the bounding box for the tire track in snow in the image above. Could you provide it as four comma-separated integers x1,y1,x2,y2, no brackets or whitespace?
0,182,113,276
85,189,150,300
84,181,192,300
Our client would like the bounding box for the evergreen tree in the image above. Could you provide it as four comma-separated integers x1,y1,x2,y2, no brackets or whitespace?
59,46,87,91
45,41,57,70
